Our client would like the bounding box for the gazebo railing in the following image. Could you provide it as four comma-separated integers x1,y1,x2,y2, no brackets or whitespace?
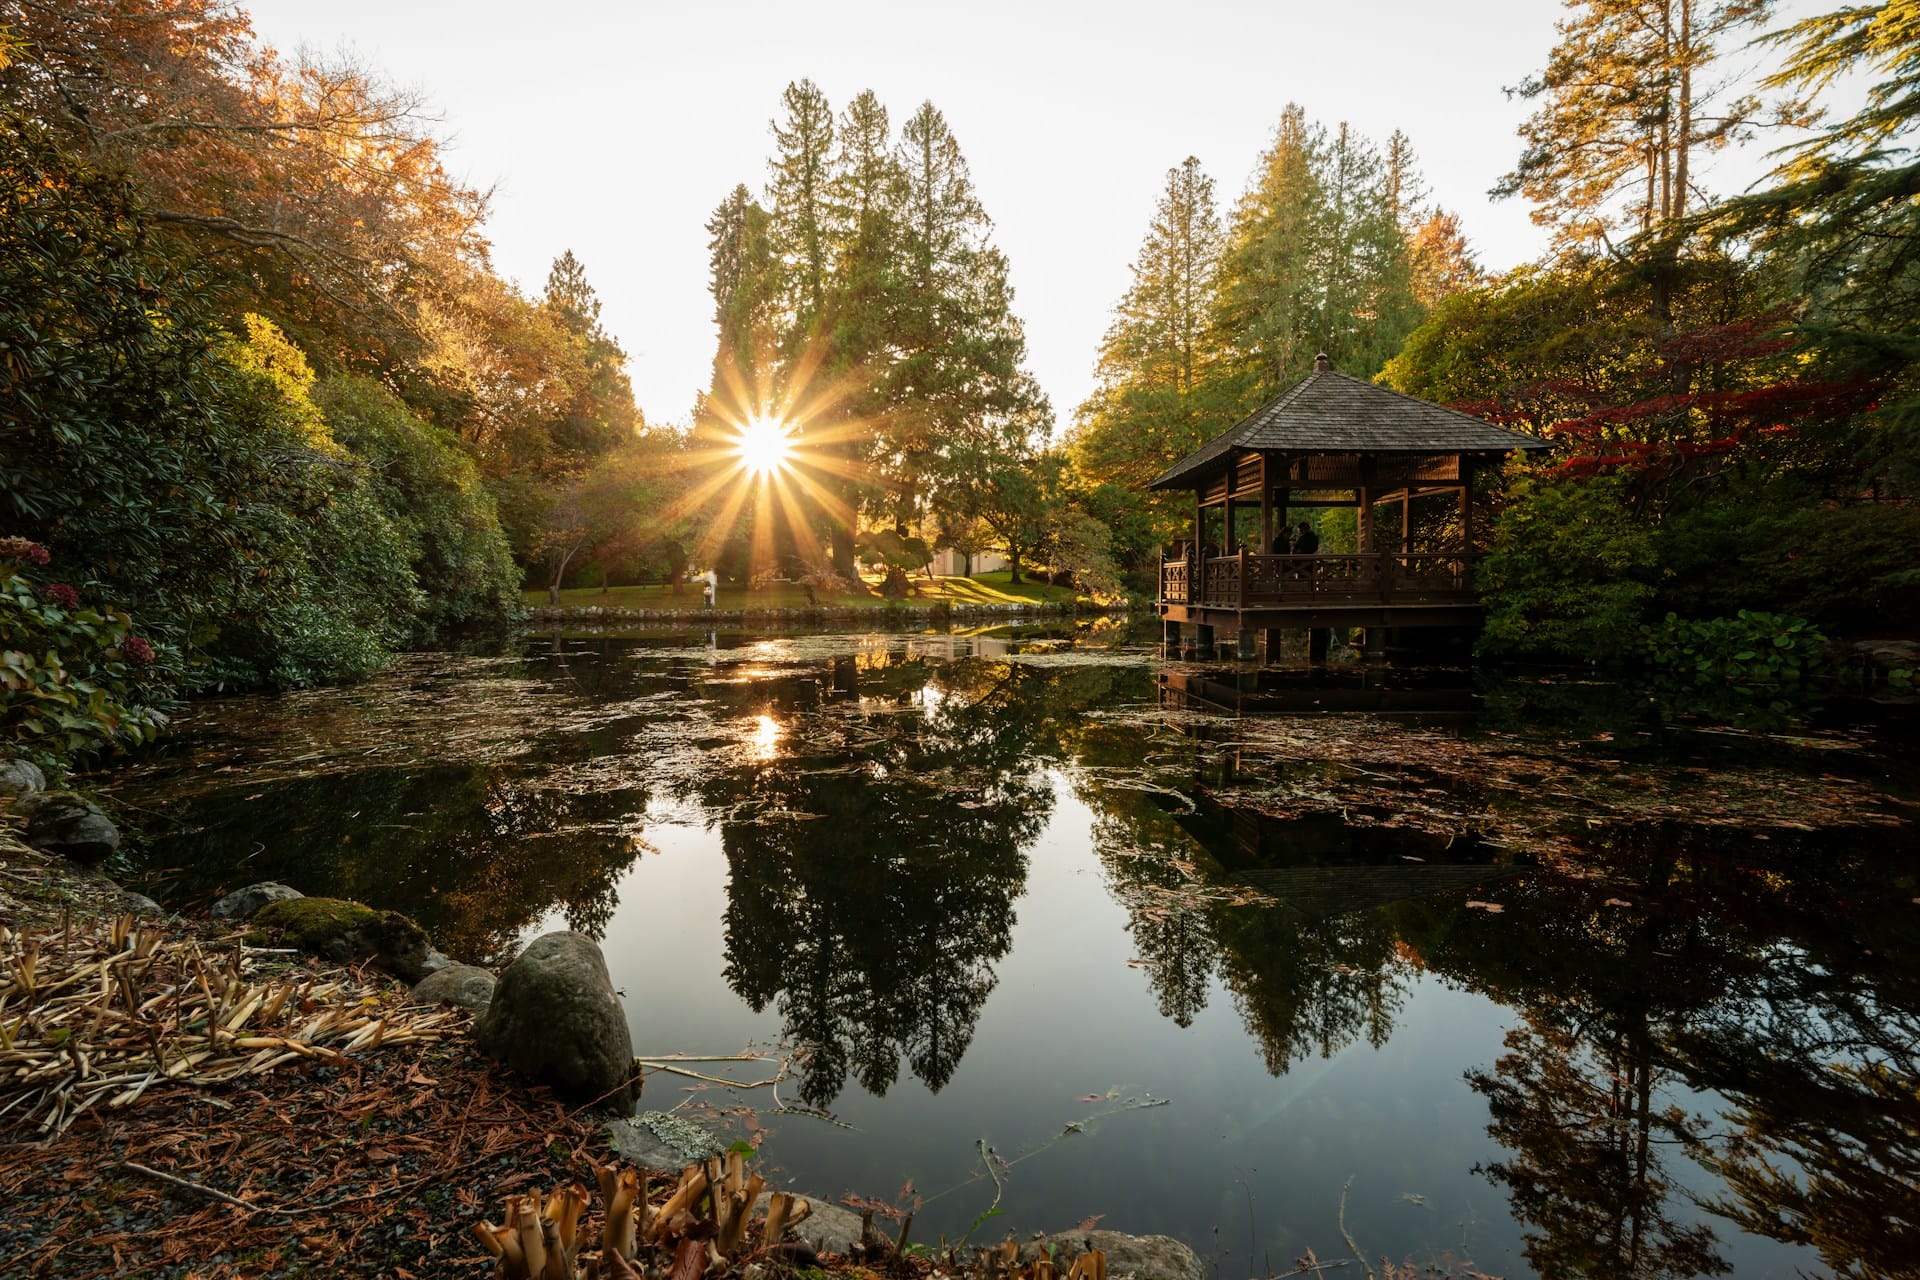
1158,551,1473,608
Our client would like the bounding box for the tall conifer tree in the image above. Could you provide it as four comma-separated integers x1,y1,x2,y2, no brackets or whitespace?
767,79,836,352
1495,0,1801,324
1072,156,1226,492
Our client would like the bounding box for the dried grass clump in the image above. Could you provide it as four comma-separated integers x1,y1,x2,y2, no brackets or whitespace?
0,913,459,1139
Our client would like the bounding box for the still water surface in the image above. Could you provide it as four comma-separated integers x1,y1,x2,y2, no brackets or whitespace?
107,625,1919,1279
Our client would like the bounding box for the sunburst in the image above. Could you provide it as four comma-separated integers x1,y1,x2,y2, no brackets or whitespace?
735,415,794,476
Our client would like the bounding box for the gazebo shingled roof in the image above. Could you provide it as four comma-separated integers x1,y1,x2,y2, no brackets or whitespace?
1149,368,1549,490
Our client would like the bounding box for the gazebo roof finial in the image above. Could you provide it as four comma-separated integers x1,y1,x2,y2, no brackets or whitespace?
1313,352,1331,372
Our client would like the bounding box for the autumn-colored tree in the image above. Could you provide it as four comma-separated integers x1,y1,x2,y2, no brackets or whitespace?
1,0,486,372
1497,0,1795,250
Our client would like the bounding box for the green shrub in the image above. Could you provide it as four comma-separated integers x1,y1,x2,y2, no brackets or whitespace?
314,377,523,640
1639,610,1830,686
0,118,421,692
0,541,168,770
1477,471,1657,661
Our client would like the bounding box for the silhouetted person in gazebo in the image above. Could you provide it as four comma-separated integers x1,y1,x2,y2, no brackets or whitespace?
1271,525,1294,555
1293,522,1320,555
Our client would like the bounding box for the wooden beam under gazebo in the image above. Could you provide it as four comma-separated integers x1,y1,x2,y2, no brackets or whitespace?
1150,354,1549,656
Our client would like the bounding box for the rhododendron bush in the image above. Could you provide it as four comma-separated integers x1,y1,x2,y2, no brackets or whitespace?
0,541,167,770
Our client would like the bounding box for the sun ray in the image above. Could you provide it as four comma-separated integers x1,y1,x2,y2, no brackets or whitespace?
691,478,758,567
781,465,858,532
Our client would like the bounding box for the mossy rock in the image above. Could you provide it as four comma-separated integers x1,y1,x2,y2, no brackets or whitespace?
249,896,378,951
245,898,445,981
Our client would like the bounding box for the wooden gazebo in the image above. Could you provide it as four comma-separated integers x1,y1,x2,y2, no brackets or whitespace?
1152,355,1549,655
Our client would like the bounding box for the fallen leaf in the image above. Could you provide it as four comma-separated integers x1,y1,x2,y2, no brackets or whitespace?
1464,900,1505,913
1604,898,1633,907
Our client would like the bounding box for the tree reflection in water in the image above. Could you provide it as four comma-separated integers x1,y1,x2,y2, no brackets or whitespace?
690,649,1056,1108
1472,1018,1726,1280
1087,756,1919,1280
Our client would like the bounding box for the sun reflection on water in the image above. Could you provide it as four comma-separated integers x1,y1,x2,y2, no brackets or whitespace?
748,713,782,761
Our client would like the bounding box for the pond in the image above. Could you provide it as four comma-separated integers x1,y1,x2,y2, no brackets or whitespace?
104,624,1920,1279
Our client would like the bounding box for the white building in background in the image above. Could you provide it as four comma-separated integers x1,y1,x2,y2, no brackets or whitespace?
929,548,1009,577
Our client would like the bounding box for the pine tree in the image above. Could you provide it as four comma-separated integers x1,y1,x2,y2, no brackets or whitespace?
766,79,836,349
1072,155,1226,493
704,185,779,417
540,251,640,459
888,103,1050,569
542,250,601,332
813,89,904,575
1494,0,1794,261
1212,106,1428,396
1721,2,1920,493
1214,105,1330,394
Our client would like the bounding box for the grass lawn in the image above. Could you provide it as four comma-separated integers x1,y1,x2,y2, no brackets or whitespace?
528,570,1083,611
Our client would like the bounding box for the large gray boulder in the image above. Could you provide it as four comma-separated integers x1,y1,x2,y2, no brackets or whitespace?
1028,1231,1204,1280
0,758,46,800
210,881,303,920
411,964,496,1011
24,794,120,865
474,931,639,1113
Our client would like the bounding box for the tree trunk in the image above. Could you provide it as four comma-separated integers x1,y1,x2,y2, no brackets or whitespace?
828,525,864,590
1673,0,1693,224
1006,547,1022,585
548,547,576,605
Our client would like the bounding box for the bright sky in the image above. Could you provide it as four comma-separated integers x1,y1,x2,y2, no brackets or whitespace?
244,0,1817,431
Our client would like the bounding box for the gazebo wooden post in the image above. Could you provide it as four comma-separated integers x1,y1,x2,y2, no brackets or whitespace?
1401,490,1412,555
1459,461,1476,588
1258,457,1273,555
1224,495,1237,553
1459,463,1476,547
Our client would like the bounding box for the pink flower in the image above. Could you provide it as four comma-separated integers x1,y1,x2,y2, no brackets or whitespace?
44,582,80,610
123,635,155,666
